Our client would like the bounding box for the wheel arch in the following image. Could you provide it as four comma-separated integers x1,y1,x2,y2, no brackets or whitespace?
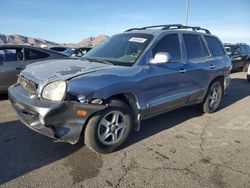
106,92,141,131
205,75,225,100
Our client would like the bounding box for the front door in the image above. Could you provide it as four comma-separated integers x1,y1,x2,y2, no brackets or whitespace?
0,48,26,91
142,34,191,118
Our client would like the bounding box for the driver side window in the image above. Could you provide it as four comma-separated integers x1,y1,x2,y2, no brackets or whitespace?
0,48,24,63
153,34,181,61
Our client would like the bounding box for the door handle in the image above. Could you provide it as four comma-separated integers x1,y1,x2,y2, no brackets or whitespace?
209,65,216,69
16,67,23,70
179,69,187,73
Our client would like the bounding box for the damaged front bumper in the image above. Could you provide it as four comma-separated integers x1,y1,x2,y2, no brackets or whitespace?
8,84,107,144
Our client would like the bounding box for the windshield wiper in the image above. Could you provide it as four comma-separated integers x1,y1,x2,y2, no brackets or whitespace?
92,59,114,65
82,58,113,65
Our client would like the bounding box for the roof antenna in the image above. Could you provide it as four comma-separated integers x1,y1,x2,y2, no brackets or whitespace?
185,0,190,26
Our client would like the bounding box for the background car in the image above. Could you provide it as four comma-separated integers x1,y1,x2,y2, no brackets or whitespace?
64,47,92,57
224,43,250,71
49,46,69,52
0,44,69,93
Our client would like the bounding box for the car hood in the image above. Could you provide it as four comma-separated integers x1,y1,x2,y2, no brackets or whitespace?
20,59,113,84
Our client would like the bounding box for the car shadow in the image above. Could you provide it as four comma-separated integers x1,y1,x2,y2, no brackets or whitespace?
0,120,85,185
0,76,249,185
123,76,250,148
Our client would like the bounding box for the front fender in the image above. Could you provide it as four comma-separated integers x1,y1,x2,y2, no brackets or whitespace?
67,67,146,109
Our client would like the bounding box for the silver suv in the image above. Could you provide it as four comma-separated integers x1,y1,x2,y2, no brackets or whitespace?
9,24,231,153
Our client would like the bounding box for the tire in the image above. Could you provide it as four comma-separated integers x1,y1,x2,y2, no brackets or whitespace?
84,99,133,154
199,80,223,113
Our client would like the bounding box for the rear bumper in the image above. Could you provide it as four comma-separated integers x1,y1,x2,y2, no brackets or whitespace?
8,84,107,144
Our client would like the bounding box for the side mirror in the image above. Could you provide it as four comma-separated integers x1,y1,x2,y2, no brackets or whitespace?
150,52,171,65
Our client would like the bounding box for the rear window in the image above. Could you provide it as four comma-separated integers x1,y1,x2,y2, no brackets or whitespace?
205,36,225,57
183,34,209,60
241,45,248,55
25,49,50,60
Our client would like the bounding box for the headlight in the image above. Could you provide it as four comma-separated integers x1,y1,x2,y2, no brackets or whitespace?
42,81,67,101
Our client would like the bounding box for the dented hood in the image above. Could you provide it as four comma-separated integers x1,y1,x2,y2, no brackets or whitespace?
20,59,113,84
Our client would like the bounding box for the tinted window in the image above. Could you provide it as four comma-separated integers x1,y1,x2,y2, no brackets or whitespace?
241,45,248,55
0,48,24,62
247,45,250,54
183,34,209,59
153,34,181,61
205,36,225,56
0,50,4,62
50,47,67,52
25,49,50,60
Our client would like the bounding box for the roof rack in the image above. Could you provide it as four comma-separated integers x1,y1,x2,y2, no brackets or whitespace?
125,24,211,34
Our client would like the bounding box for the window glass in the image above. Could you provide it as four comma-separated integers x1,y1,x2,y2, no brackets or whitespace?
241,45,247,55
153,34,181,61
83,33,153,66
25,49,50,60
0,50,4,62
247,45,250,54
183,34,209,59
204,36,225,56
0,48,24,62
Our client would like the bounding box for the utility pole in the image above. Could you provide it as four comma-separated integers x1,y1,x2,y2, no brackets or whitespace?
185,0,189,26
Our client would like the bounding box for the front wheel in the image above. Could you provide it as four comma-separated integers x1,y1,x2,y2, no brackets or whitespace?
84,100,133,154
199,81,223,113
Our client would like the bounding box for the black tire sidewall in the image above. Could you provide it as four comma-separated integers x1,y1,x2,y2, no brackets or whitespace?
202,81,223,113
84,100,133,154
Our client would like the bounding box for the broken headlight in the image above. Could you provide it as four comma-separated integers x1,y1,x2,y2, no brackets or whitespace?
42,81,67,101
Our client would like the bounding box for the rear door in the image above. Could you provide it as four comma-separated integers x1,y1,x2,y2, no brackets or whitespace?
0,48,25,91
182,34,212,103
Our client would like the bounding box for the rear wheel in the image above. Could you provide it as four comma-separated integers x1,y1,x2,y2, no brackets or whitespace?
200,81,223,113
84,100,133,154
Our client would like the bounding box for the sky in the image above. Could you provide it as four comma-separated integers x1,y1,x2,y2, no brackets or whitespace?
0,0,249,44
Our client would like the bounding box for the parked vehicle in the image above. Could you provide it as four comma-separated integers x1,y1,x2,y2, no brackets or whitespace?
64,47,92,57
0,44,69,92
224,43,250,71
9,24,231,153
49,46,69,52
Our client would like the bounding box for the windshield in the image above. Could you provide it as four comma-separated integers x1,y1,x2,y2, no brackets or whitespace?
64,48,76,56
82,33,153,66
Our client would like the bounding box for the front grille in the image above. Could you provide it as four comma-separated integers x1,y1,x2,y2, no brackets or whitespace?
18,76,37,94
